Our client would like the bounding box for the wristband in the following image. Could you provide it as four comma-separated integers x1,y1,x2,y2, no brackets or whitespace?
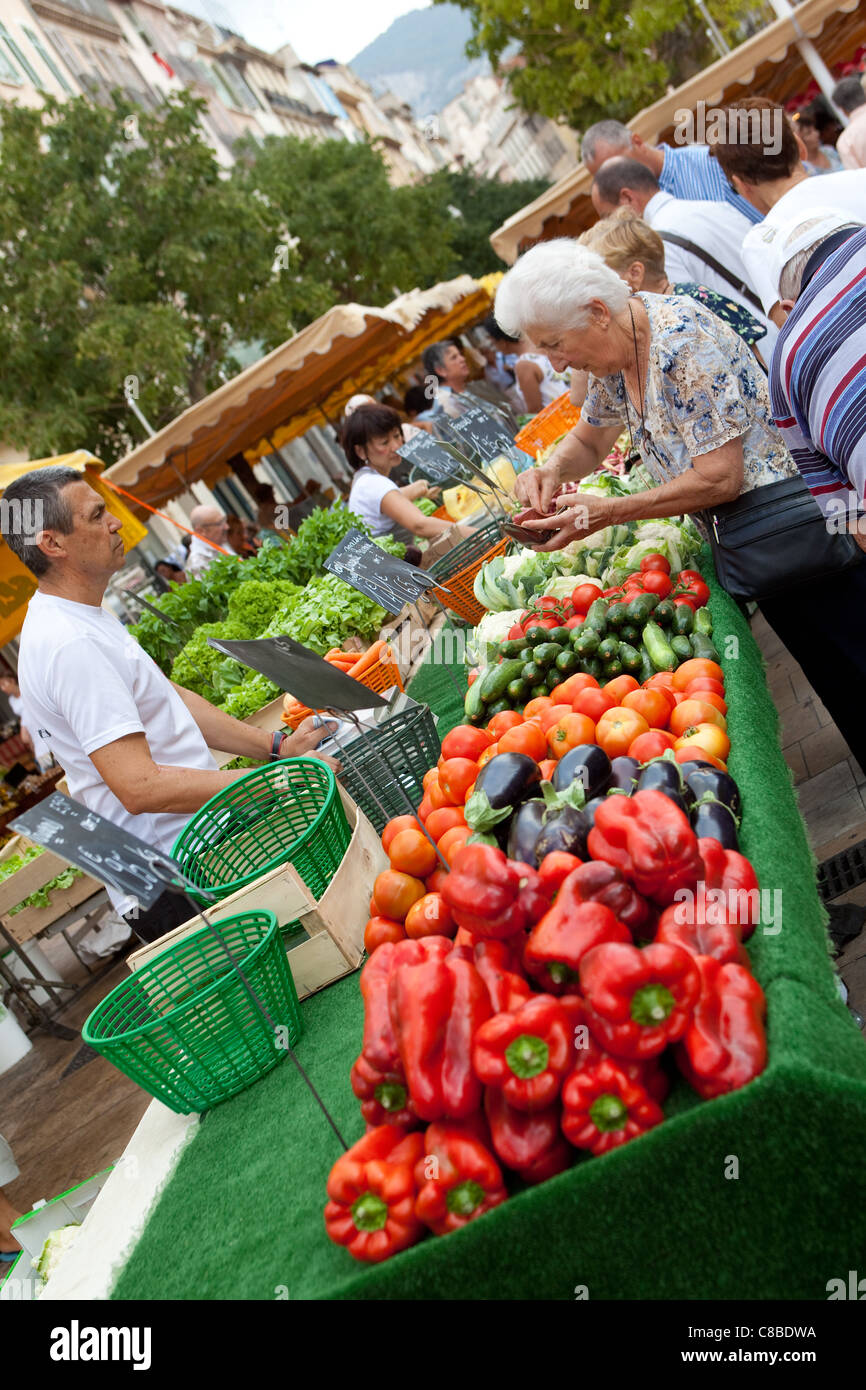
270,730,285,761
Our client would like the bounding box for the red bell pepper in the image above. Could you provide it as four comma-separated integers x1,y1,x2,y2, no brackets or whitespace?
442,844,550,940
360,936,453,1072
350,1053,418,1129
414,1122,508,1235
472,994,573,1111
561,1057,664,1155
324,1126,426,1263
524,895,631,994
483,1086,570,1181
580,940,701,1059
389,952,491,1120
588,790,702,906
561,861,651,935
563,994,669,1103
473,939,532,1013
654,900,747,967
677,955,767,1099
698,837,760,940
537,851,583,898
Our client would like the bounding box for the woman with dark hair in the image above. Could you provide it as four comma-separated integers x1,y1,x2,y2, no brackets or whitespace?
342,403,458,546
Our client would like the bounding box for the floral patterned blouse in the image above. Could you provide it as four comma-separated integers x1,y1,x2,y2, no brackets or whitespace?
582,293,797,495
672,282,766,347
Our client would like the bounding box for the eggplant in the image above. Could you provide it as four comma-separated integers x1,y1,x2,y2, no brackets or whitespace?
649,788,691,815
637,758,687,800
683,766,741,820
583,796,606,829
691,800,739,849
534,806,590,861
553,744,612,801
475,752,542,809
607,756,640,795
506,799,547,867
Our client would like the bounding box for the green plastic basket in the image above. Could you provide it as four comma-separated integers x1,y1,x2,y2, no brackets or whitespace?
427,519,504,584
338,704,441,835
82,910,302,1114
170,758,351,904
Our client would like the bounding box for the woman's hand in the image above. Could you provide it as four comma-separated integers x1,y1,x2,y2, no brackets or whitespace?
400,480,439,502
513,459,562,515
280,718,342,773
518,494,612,552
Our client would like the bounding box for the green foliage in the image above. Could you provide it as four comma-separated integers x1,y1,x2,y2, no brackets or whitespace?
220,673,281,720
425,169,551,276
169,621,247,700
281,504,370,585
262,575,387,655
227,579,302,637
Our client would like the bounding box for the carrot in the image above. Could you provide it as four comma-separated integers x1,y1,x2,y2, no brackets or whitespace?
325,648,347,662
348,640,387,678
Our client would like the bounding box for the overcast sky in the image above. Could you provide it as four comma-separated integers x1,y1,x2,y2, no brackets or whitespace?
178,0,431,64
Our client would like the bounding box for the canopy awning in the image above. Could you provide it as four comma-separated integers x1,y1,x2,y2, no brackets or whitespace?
490,0,864,264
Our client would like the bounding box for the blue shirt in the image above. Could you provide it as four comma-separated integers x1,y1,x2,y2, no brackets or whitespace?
660,144,762,225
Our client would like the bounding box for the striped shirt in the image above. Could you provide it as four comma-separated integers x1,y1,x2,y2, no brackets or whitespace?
660,143,763,224
770,228,866,519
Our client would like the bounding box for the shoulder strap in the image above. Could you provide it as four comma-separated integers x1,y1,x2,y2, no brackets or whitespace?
658,230,763,313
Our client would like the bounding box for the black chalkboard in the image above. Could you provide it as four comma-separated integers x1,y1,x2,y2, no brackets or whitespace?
12,794,177,909
324,529,444,614
396,432,461,484
126,591,183,628
207,633,390,712
446,402,518,461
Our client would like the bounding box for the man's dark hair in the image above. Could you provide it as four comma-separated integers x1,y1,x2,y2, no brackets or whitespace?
481,315,520,344
340,403,403,472
832,76,866,116
422,341,453,379
708,97,800,183
592,157,660,206
1,465,82,577
403,384,431,415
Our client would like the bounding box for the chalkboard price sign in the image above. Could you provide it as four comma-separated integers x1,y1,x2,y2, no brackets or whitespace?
207,633,390,712
324,529,442,614
446,403,518,462
396,432,461,484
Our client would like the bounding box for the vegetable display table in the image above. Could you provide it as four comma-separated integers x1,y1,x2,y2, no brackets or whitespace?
108,552,866,1301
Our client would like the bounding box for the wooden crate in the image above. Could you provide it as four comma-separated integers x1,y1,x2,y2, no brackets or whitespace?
0,840,104,946
126,788,386,1000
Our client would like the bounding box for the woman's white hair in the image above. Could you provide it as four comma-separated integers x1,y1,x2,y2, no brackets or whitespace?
494,238,631,339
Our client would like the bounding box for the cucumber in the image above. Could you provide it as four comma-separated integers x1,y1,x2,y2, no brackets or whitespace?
690,632,721,662
620,622,641,645
519,646,533,663
522,660,542,685
607,602,630,631
548,626,572,645
618,642,643,673
582,656,603,680
555,648,579,674
585,599,609,635
575,627,600,656
545,668,560,692
598,636,620,663
643,620,677,672
670,635,693,662
603,657,623,679
529,684,548,700
479,658,525,703
638,645,656,684
486,699,510,718
673,603,695,636
464,675,486,723
533,642,563,668
626,593,659,624
499,637,528,658
525,624,553,645
694,606,713,636
653,599,675,627
506,678,526,702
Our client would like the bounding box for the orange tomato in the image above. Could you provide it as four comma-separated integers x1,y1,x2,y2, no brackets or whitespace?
373,870,427,922
669,700,727,737
426,867,450,896
364,915,406,953
644,671,676,692
404,892,456,940
622,688,672,729
417,794,434,823
684,677,726,700
478,742,500,769
547,713,597,758
381,815,423,853
673,658,724,691
574,687,615,721
498,721,548,761
441,725,493,761
438,825,473,865
549,673,599,704
602,674,640,704
539,759,558,780
422,768,439,792
523,696,553,721
428,778,457,811
388,829,439,878
674,724,731,762
538,703,574,734
628,729,677,762
689,690,727,716
487,710,524,737
596,707,650,759
439,757,479,804
674,745,728,771
425,806,467,842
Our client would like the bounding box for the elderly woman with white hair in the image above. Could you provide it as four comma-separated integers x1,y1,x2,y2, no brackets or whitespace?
499,237,866,774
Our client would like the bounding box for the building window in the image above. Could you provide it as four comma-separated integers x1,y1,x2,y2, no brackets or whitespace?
0,36,21,85
0,22,42,87
22,26,74,93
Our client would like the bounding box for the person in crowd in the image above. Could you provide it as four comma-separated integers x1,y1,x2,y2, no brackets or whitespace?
342,404,459,560
581,117,762,224
833,75,866,170
707,97,866,320
225,513,257,558
794,108,843,174
590,157,778,357
252,483,290,546
186,504,235,579
494,238,866,773
579,209,771,365
480,317,526,411
0,467,339,943
402,383,436,432
0,1134,21,1263
0,670,38,763
806,94,844,150
421,340,515,424
154,558,187,587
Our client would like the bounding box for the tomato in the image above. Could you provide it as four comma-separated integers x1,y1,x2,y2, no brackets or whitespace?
644,671,676,692
370,894,381,916
499,721,548,761
596,707,650,759
539,759,558,780
382,815,423,853
364,915,406,953
467,669,480,686
675,571,710,607
417,794,434,823
602,674,640,704
441,724,492,761
388,829,439,878
422,768,439,792
622,688,672,729
533,596,564,614
565,614,584,630
550,673,599,704
439,757,479,804
684,677,726,700
507,624,525,640
487,710,524,737
404,892,456,940
674,745,728,771
669,700,727,737
574,686,616,721
426,806,467,842
674,724,731,761
428,778,458,811
639,553,671,574
639,570,672,598
673,596,697,611
438,825,473,865
673,658,725,692
522,697,552,720
426,867,450,896
571,582,604,612
373,870,427,922
538,703,575,734
689,690,727,716
628,729,677,761
547,713,597,758
526,614,558,630
478,742,500,769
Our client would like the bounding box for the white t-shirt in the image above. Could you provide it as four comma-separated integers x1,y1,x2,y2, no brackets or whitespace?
520,354,573,408
741,170,866,312
18,591,217,865
348,468,398,537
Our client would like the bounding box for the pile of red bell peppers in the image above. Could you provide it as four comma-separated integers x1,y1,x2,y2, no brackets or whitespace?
325,788,767,1264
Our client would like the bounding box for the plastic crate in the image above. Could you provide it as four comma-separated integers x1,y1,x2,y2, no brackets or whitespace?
337,704,442,835
514,392,581,457
428,520,509,625
83,910,302,1114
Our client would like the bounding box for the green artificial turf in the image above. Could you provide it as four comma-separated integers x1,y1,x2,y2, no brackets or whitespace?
111,550,866,1302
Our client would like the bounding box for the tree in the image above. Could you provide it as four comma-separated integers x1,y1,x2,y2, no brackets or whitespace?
421,168,551,277
439,0,765,131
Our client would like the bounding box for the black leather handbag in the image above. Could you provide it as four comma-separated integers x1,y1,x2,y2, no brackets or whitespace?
699,474,862,603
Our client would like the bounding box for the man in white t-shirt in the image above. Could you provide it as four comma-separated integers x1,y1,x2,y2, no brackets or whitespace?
1,466,337,941
186,504,236,579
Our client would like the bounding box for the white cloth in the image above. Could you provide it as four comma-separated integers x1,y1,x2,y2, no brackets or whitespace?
347,467,398,537
7,691,50,766
520,353,572,408
643,191,778,359
0,1132,18,1186
741,170,866,313
186,534,234,579
17,591,217,877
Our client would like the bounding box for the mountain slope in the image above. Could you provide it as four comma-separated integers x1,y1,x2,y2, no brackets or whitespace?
350,4,487,116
